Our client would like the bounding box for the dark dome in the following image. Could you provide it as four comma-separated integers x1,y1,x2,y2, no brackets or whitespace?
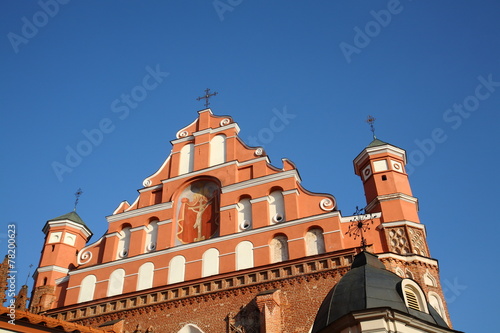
311,251,449,333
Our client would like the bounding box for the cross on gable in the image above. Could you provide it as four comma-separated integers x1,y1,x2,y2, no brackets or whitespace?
196,88,218,108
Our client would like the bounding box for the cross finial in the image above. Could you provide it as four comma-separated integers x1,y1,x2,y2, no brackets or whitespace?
366,115,376,139
74,188,83,211
196,88,218,108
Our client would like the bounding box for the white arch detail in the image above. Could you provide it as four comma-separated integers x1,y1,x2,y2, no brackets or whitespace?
202,248,220,277
107,268,125,297
236,241,254,270
209,134,226,166
137,262,154,291
78,275,96,303
168,255,186,284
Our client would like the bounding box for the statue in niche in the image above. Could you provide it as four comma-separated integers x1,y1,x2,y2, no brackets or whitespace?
176,180,220,244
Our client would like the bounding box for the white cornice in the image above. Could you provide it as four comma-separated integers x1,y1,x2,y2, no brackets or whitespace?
377,252,438,266
106,202,173,223
138,183,163,193
171,124,241,145
354,144,407,168
222,170,301,193
71,211,340,276
282,189,299,196
381,220,425,231
366,193,418,212
43,220,92,239
37,265,69,274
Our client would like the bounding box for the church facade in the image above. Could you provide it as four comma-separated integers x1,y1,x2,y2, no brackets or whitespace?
26,109,456,332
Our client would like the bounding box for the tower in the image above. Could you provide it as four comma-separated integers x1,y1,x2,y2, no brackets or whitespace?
30,211,92,313
353,138,450,325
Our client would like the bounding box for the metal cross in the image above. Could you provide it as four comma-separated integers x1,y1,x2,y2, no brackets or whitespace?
366,115,376,139
196,88,218,108
345,206,374,251
74,188,83,211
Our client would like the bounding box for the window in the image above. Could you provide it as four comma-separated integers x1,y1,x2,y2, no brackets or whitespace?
144,221,158,253
305,228,325,256
209,135,226,166
237,198,252,231
179,143,194,175
428,292,447,322
168,255,186,284
116,226,131,259
235,241,254,270
202,248,219,277
107,269,125,297
78,275,96,303
137,262,154,291
268,190,285,224
401,279,428,313
270,235,289,263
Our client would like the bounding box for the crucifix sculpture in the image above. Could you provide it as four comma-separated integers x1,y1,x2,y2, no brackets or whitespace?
196,88,218,108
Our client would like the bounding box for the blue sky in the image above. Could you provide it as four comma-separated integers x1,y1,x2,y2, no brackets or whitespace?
1,1,499,331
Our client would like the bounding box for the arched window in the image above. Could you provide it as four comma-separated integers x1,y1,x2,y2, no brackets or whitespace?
107,269,125,297
305,228,325,256
235,241,254,270
237,198,252,231
424,270,437,287
401,279,429,313
144,220,158,253
78,275,96,303
268,190,285,224
179,143,194,175
116,226,131,259
202,248,219,277
178,324,206,333
137,262,154,291
270,235,289,263
428,292,447,322
168,255,186,284
209,135,226,166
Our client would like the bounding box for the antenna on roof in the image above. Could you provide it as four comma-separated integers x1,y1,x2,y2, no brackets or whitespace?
366,115,376,139
74,188,83,211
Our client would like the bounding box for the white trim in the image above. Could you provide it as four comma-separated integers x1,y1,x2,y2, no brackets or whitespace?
377,252,438,266
37,265,69,274
112,200,131,215
43,220,92,238
130,225,148,232
222,170,301,193
250,196,268,204
106,202,173,223
323,230,341,235
220,204,238,212
124,195,140,212
282,189,299,196
157,219,172,226
138,183,163,193
55,276,69,285
354,144,407,168
381,220,426,235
